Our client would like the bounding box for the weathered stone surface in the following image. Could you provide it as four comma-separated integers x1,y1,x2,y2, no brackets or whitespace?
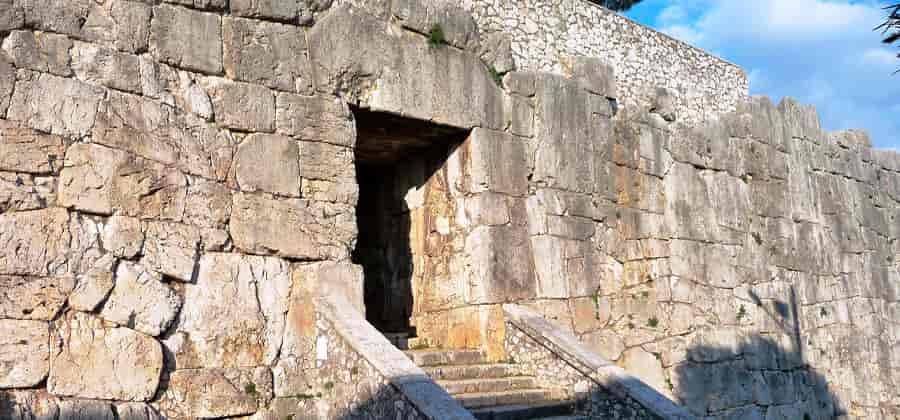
20,0,90,39
0,275,74,320
139,56,214,120
455,128,528,196
102,216,143,258
298,140,357,204
230,192,355,260
48,313,163,401
58,399,116,420
71,41,141,93
0,319,49,388
116,403,162,420
0,121,67,174
0,389,59,419
561,56,616,98
141,221,200,282
150,5,223,74
162,368,270,418
1,30,72,77
224,17,314,93
92,91,235,181
184,177,233,229
163,253,290,369
68,253,116,312
391,0,480,50
204,77,276,132
230,0,298,21
99,262,181,336
0,0,24,33
0,172,56,212
275,93,355,146
0,50,13,117
234,134,301,197
164,0,227,10
465,225,535,304
57,143,126,215
0,207,69,276
479,33,515,74
79,0,153,54
7,71,105,137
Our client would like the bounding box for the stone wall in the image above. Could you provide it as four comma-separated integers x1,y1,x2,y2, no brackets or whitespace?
460,0,749,124
0,0,898,419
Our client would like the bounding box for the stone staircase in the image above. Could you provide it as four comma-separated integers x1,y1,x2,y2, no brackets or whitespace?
405,348,585,420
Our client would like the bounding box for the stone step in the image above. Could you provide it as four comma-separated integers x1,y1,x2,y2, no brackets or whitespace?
438,376,536,394
455,389,556,410
424,363,522,381
469,401,579,420
405,349,486,367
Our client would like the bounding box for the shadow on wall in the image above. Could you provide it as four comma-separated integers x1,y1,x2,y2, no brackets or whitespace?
673,287,846,419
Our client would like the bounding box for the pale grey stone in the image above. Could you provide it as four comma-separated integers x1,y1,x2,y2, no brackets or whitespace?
0,50,13,117
141,221,200,282
162,368,268,418
230,0,299,21
275,93,355,146
163,0,228,10
0,319,49,388
465,225,535,304
184,177,233,229
479,33,515,74
164,253,290,369
150,4,222,74
0,172,56,212
0,275,74,320
0,207,70,276
650,87,677,122
69,254,116,312
79,0,152,54
391,0,480,50
1,30,72,77
57,143,127,215
102,216,143,258
0,0,24,33
234,134,301,197
230,192,355,260
70,41,141,93
99,261,181,336
224,17,314,94
0,120,67,174
21,0,91,37
7,71,105,137
0,389,59,419
203,77,276,132
454,128,528,196
58,399,115,420
561,56,616,97
115,403,162,420
48,312,163,401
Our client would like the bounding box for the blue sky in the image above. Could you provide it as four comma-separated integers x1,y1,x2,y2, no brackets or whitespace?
625,0,900,150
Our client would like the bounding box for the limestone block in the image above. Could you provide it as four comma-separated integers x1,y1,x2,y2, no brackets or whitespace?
184,177,233,229
141,221,201,282
0,275,74,320
532,74,596,193
102,216,143,258
0,172,56,212
503,72,536,97
779,97,821,141
234,134,301,197
230,192,355,260
164,368,270,418
0,319,49,388
0,121,67,174
504,94,534,138
48,312,163,401
0,51,12,117
308,7,503,130
115,403,162,420
0,207,69,276
7,71,105,137
203,77,276,132
479,33,515,74
298,140,357,204
224,17,314,93
92,91,236,181
70,41,141,94
650,87,677,122
20,0,91,38
0,389,59,419
58,399,116,420
455,128,528,196
275,93,355,147
292,260,363,314
79,0,152,54
164,253,291,369
560,56,616,98
0,0,24,33
150,4,223,74
465,225,535,304
69,254,116,312
390,0,480,50
57,143,124,215
99,262,181,336
139,56,214,120
230,0,298,21
1,30,72,77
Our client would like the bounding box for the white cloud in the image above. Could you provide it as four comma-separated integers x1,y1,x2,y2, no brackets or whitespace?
651,0,900,150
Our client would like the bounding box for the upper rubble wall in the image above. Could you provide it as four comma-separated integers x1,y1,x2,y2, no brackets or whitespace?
461,0,749,124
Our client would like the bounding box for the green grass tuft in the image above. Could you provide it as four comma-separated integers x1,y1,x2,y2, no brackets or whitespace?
428,24,445,47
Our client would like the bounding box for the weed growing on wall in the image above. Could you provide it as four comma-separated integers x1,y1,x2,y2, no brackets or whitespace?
428,24,445,47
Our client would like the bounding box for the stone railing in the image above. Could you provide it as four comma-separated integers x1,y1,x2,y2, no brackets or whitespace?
503,304,696,420
317,294,477,420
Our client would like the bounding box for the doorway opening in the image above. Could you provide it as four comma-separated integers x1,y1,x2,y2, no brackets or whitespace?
351,108,468,339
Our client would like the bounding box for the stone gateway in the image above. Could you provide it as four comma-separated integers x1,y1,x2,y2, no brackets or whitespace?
0,0,897,419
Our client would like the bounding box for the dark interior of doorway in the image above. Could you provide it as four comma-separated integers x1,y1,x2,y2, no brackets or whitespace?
351,107,468,337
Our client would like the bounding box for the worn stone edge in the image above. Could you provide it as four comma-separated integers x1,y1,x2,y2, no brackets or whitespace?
319,294,477,420
502,303,697,420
